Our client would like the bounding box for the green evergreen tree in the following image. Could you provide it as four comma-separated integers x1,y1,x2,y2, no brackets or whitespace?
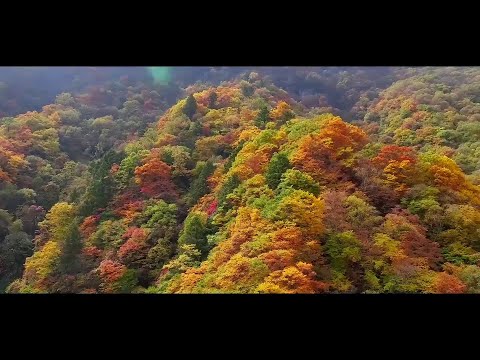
218,174,241,209
0,220,33,292
208,91,218,109
265,152,291,189
162,150,175,166
183,94,198,119
188,161,215,206
254,106,270,129
79,150,125,216
59,221,82,274
224,141,245,171
178,213,208,255
277,169,320,196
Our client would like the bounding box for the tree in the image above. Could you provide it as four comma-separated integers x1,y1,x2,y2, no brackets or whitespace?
274,190,325,238
146,238,175,270
382,210,443,270
163,244,202,274
433,272,466,293
58,222,82,274
344,194,383,236
194,135,228,160
23,240,61,288
35,202,82,274
254,106,270,129
140,200,178,239
178,212,209,255
188,161,215,206
208,91,218,109
373,145,418,194
354,158,399,213
240,81,254,97
446,264,480,293
0,222,33,292
55,92,75,106
440,205,480,250
257,262,327,294
183,94,197,119
39,202,76,244
79,215,100,239
121,99,141,117
80,150,125,216
98,259,127,293
114,149,149,190
0,209,12,240
134,158,177,199
207,254,270,293
217,174,241,209
277,169,320,196
115,269,138,293
325,231,362,275
265,152,291,189
89,219,127,250
292,117,368,184
269,101,294,125
118,227,150,266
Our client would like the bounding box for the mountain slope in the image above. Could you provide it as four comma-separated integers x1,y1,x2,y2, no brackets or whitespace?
8,76,480,293
360,67,480,179
0,77,172,291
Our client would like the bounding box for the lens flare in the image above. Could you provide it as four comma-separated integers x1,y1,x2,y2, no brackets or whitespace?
147,67,171,84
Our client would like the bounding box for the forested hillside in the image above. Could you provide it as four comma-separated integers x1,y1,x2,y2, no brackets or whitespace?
1,67,480,293
361,67,480,179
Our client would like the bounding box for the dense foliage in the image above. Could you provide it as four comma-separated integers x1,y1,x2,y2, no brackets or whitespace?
2,66,480,294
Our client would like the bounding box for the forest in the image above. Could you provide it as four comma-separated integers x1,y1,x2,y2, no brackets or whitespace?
1,66,479,293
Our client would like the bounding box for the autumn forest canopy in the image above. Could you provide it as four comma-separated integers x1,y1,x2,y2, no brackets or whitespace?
1,66,480,294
